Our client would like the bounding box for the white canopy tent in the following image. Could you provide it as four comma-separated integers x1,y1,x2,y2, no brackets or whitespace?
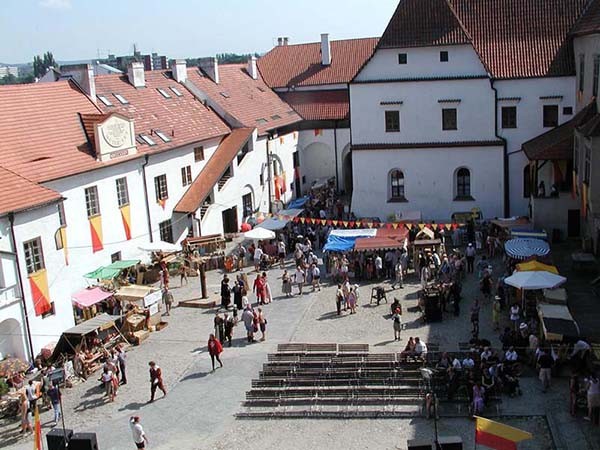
258,209,303,231
504,271,566,290
244,227,276,240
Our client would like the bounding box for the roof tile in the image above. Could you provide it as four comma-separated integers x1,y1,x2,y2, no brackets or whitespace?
0,166,61,216
571,0,600,36
279,90,349,121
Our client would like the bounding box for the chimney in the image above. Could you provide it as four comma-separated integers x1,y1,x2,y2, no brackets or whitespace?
60,63,96,103
283,37,289,46
198,57,219,84
171,59,187,83
127,62,145,88
277,37,283,46
247,56,258,80
321,33,331,66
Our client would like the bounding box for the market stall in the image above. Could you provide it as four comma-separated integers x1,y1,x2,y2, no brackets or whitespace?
323,229,377,253
543,288,568,305
504,238,550,260
354,237,406,252
516,260,559,274
71,286,115,322
84,259,140,287
538,304,580,342
115,285,163,336
258,209,303,231
511,228,548,240
504,270,567,316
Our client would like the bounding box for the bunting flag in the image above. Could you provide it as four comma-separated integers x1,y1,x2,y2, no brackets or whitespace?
475,416,532,450
33,405,42,450
29,270,52,316
89,215,103,253
120,205,132,240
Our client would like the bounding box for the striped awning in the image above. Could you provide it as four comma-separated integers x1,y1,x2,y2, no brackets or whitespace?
504,238,550,260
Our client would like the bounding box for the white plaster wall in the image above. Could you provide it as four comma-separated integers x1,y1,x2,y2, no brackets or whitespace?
495,77,576,217
350,78,497,144
351,146,504,221
573,34,600,113
354,45,488,81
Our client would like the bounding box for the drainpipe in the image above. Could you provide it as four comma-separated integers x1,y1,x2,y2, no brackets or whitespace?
141,155,153,242
266,135,274,214
334,121,340,193
490,79,509,217
8,213,35,361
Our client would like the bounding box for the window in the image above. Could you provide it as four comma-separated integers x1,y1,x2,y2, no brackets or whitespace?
170,86,183,97
155,130,171,143
579,54,585,92
157,88,171,99
584,143,591,184
194,146,205,162
23,237,44,274
113,93,128,104
97,95,113,106
442,108,457,130
293,151,300,168
181,166,192,187
563,107,573,115
159,220,174,243
111,251,121,263
242,192,253,218
543,105,559,128
385,110,400,132
115,177,129,207
389,170,405,200
398,53,407,64
523,165,531,198
256,118,268,125
270,114,281,120
154,174,168,201
85,186,100,217
440,51,449,62
237,142,250,165
57,202,66,227
501,106,517,129
140,134,156,146
259,173,264,186
456,168,471,199
593,55,599,98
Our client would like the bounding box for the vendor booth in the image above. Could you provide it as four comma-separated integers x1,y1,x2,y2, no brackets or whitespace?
504,238,550,260
543,288,568,305
511,228,548,240
538,304,580,342
115,285,162,333
323,229,377,252
84,259,140,287
71,286,115,323
258,209,303,231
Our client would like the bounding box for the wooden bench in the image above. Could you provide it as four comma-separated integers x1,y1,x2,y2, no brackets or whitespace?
338,343,369,354
277,343,307,354
306,343,337,354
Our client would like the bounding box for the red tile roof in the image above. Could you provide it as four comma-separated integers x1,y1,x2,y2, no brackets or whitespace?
523,102,597,160
571,0,600,36
174,128,254,214
279,90,349,121
258,38,379,88
0,166,61,216
378,0,590,79
94,70,230,150
185,65,301,136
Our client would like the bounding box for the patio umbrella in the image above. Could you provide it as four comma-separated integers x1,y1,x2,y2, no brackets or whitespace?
515,260,559,275
0,357,30,377
244,227,276,240
504,238,550,260
504,271,566,290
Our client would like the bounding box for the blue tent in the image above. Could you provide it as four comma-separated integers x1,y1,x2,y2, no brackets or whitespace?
287,196,309,209
323,235,359,252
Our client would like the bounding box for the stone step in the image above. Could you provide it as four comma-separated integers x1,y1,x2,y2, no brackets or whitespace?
178,298,216,309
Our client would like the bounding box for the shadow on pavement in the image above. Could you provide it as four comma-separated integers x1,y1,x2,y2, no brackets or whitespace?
180,371,211,382
118,401,148,412
74,396,107,412
317,311,345,321
374,339,396,347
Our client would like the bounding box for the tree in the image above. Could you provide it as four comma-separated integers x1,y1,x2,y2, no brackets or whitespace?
33,51,58,78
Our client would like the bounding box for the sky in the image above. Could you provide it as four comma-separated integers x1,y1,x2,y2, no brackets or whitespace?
0,0,399,64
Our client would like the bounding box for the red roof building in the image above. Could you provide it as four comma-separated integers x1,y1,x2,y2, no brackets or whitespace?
278,90,350,121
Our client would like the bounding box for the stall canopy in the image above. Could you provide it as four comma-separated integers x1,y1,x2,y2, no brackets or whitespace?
491,217,532,230
504,238,550,260
138,241,180,252
323,229,376,252
504,271,566,290
354,237,405,252
72,287,113,309
287,196,309,209
51,313,120,359
511,228,548,240
244,227,276,240
84,260,140,279
538,304,579,341
258,209,303,231
376,227,409,241
516,260,559,274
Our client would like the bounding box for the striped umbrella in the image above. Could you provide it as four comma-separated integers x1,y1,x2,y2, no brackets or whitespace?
504,238,550,260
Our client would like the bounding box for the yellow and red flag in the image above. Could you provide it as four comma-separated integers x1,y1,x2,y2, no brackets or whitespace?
33,405,42,449
89,215,103,253
120,205,132,240
475,416,532,450
29,270,52,316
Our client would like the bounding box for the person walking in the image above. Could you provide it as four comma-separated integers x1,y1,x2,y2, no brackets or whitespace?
101,366,116,402
221,276,231,309
162,287,173,316
19,392,32,434
282,270,292,297
47,383,61,426
148,361,166,402
258,307,267,341
214,312,225,344
492,296,501,331
253,274,266,305
117,344,128,385
294,266,305,295
25,380,38,412
311,264,321,292
347,286,357,314
262,272,273,304
392,259,403,289
208,334,224,371
336,284,344,316
242,304,255,343
179,264,188,286
374,254,383,280
585,373,600,423
253,245,263,272
130,416,148,449
224,312,235,347
391,307,402,341
510,303,521,331
277,239,286,269
466,243,476,273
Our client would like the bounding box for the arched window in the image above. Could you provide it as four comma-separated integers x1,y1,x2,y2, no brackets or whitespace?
456,168,471,198
389,169,405,200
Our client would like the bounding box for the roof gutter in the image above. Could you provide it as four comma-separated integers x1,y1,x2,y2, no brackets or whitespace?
141,155,153,243
490,78,509,217
8,212,35,361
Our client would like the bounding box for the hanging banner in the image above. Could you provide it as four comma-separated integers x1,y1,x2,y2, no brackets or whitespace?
60,227,68,265
29,269,52,316
120,205,132,240
89,215,103,253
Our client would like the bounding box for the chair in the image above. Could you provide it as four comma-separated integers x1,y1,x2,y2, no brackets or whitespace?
370,286,388,305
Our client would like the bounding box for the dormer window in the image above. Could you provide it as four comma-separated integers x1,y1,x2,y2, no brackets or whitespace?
113,93,128,104
97,95,113,106
170,86,183,97
139,134,156,146
271,114,281,120
220,92,230,98
155,130,171,143
256,118,268,125
157,88,171,99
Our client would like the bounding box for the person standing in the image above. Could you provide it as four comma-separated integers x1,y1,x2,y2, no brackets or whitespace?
130,416,148,449
208,334,224,371
294,266,306,295
237,243,246,270
347,287,357,314
117,345,128,385
253,245,263,272
47,384,61,426
19,392,32,434
25,380,38,412
537,349,554,392
148,361,166,402
253,274,266,305
282,270,292,297
335,284,344,316
510,303,521,331
391,307,402,341
311,264,321,292
392,259,403,289
162,287,173,316
179,264,188,286
465,243,476,273
214,313,225,344
585,373,600,423
101,366,115,402
221,276,231,309
374,254,383,280
242,304,255,343
277,239,286,269
224,312,235,347
258,307,267,341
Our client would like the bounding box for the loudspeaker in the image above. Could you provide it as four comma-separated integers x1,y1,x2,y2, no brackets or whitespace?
68,432,99,450
407,439,432,450
438,436,463,449
46,427,72,450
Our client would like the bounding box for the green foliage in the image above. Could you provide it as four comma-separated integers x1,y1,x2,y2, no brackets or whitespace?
0,73,35,85
33,51,58,78
186,52,261,67
0,378,8,396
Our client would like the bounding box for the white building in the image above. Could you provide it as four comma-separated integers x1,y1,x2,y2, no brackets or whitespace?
349,0,589,222
0,66,19,78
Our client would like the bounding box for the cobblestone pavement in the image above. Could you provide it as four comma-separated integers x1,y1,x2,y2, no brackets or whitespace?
1,248,599,449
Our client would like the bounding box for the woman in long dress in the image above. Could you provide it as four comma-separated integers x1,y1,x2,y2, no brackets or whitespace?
262,273,272,304
281,270,292,297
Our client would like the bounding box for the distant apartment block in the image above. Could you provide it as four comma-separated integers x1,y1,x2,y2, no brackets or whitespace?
0,66,19,78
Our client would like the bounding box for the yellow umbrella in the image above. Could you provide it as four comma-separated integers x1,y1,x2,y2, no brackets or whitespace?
516,260,559,274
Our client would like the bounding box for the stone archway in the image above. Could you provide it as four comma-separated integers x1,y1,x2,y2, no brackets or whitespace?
341,144,352,196
0,318,26,360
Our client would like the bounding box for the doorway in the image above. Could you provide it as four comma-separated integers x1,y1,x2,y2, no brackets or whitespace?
567,209,580,238
222,206,238,234
342,153,353,196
